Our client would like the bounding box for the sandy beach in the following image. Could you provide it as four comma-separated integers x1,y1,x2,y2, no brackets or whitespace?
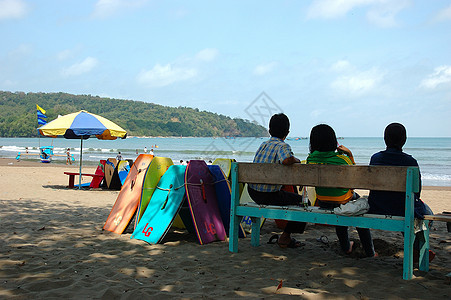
0,158,450,299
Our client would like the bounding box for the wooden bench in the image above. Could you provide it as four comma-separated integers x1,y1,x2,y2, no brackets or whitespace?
64,172,104,188
228,162,431,280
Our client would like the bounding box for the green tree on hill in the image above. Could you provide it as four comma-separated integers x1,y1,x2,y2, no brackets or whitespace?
0,91,267,138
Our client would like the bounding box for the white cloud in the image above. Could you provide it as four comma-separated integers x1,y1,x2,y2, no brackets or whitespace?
366,0,411,28
253,62,278,76
307,0,373,19
196,48,219,62
57,49,74,61
0,0,28,20
331,60,351,72
306,0,410,27
62,57,98,77
420,65,451,89
92,0,148,19
331,68,384,96
137,63,197,87
434,4,451,22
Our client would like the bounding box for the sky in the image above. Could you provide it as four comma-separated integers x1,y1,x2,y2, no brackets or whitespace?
1,0,450,137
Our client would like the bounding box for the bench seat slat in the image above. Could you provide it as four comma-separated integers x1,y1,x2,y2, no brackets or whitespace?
236,206,406,232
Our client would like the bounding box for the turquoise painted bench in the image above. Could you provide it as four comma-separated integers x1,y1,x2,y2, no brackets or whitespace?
228,162,430,280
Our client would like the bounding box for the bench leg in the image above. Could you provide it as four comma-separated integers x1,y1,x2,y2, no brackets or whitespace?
229,215,241,253
418,221,430,272
68,175,75,188
250,217,261,247
403,227,415,280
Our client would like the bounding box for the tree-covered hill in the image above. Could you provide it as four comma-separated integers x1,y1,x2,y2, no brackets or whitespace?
0,91,268,137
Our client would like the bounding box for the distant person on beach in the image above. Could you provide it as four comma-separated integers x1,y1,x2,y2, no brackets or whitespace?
368,123,435,261
247,113,306,248
66,148,72,165
135,149,138,155
144,147,148,153
150,148,154,155
116,152,123,161
307,124,376,257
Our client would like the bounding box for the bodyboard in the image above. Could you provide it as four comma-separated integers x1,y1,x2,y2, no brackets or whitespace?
171,214,186,229
103,154,153,234
89,159,106,188
118,160,133,185
212,158,232,178
131,165,186,244
104,158,117,189
185,160,226,244
240,183,266,234
178,197,195,233
136,157,174,227
208,165,245,238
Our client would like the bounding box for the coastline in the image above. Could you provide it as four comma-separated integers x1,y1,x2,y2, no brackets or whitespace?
0,158,450,298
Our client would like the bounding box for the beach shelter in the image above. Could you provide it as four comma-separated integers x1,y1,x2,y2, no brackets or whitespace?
38,110,127,189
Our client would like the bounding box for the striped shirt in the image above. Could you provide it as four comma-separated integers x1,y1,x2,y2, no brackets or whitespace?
249,137,294,192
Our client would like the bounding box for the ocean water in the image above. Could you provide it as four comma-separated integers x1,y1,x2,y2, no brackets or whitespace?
1,136,450,187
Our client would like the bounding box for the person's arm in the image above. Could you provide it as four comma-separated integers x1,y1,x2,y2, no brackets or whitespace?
337,145,355,164
282,155,300,165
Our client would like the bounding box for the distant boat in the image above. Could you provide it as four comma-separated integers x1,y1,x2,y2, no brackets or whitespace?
39,146,53,163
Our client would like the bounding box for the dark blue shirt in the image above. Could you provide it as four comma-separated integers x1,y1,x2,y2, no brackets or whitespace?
368,148,425,217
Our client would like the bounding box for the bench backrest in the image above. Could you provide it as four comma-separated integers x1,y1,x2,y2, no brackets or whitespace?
234,163,419,192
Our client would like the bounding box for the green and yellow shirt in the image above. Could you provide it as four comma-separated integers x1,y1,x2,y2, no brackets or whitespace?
306,150,355,204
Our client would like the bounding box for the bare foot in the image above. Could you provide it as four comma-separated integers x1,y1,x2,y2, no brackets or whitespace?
346,241,354,254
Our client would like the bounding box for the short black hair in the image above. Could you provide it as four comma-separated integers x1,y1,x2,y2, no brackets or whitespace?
384,123,406,150
309,124,337,153
269,113,290,139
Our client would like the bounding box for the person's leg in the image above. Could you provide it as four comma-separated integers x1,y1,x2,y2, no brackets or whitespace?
248,187,305,247
356,227,376,257
335,226,352,253
284,221,307,234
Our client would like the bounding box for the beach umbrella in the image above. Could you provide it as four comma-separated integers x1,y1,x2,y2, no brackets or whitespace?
38,110,127,189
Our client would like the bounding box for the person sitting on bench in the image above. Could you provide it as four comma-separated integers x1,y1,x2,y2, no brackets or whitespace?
368,123,435,262
307,124,376,257
248,113,307,248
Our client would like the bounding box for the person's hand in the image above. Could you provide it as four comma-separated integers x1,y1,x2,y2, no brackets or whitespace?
337,145,353,157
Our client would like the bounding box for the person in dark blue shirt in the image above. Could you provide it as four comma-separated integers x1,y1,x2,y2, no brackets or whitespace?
368,123,430,218
368,123,435,262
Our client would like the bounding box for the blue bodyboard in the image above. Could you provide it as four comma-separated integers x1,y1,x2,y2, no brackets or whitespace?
208,165,246,238
131,165,186,244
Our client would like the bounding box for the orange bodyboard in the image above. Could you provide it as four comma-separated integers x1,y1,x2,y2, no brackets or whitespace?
103,154,154,234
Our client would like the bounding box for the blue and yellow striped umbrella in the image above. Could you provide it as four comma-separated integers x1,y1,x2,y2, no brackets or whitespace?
38,110,126,140
38,110,127,189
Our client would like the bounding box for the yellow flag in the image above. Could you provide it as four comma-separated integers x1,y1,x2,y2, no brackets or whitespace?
36,104,46,114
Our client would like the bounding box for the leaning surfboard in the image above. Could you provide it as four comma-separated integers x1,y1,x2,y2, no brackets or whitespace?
89,159,106,188
240,183,266,234
208,165,246,238
103,154,153,234
135,157,174,227
185,160,226,245
131,165,186,244
104,158,118,189
118,159,133,185
212,158,232,178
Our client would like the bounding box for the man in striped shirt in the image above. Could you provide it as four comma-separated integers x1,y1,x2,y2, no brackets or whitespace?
248,113,306,248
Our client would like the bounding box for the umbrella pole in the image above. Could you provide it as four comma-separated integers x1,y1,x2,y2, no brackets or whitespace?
79,138,83,189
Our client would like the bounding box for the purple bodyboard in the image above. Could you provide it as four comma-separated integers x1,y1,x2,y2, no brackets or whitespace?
185,160,226,244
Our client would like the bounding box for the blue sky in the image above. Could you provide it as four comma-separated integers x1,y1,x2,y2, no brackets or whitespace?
1,0,450,137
